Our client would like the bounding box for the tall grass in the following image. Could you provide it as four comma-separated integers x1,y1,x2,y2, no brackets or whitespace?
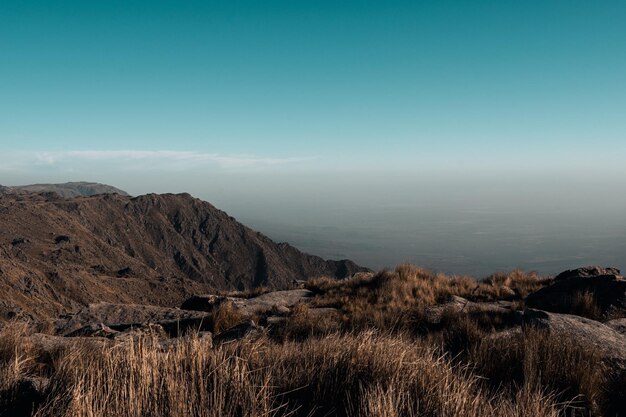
0,330,565,417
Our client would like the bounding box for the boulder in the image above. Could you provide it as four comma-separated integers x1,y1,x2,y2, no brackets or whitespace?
554,266,621,281
522,309,626,369
525,274,626,318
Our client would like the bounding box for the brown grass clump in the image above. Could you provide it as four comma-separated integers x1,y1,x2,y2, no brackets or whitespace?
306,264,547,332
211,301,248,333
570,291,603,321
0,329,564,417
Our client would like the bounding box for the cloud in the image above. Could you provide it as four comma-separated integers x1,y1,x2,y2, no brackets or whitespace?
3,150,308,171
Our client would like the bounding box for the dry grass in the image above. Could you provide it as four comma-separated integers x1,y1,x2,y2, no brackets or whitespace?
570,291,603,321
1,265,623,417
0,329,564,417
305,264,547,332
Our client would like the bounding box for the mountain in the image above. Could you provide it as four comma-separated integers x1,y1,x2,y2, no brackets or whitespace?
1,182,129,198
0,191,368,321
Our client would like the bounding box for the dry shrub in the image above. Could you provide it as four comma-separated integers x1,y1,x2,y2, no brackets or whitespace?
307,265,547,334
471,327,609,415
570,291,603,321
253,331,561,417
0,321,41,416
270,303,341,341
211,301,247,333
37,336,278,417
482,270,549,299
0,327,565,417
0,322,37,391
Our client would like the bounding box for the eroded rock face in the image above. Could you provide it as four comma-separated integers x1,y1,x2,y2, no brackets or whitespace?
525,274,626,318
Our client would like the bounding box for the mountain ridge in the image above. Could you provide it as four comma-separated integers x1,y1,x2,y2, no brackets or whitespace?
0,181,129,198
0,191,368,322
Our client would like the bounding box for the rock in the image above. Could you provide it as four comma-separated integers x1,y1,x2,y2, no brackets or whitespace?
180,294,226,312
113,323,168,341
424,295,470,324
522,309,626,369
55,302,211,337
116,267,133,278
213,320,265,344
11,237,27,245
554,266,621,281
54,235,70,244
64,322,119,338
181,289,315,316
231,289,314,315
525,274,626,318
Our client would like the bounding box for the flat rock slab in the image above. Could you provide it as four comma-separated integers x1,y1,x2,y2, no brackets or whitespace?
55,302,210,336
231,289,314,315
182,289,315,315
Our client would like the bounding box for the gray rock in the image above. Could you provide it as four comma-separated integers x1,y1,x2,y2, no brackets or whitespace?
522,309,626,369
554,266,621,281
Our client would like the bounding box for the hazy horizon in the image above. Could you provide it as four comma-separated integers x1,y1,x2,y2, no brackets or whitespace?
2,1,625,276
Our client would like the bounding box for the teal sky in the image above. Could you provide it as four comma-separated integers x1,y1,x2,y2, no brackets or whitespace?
2,0,625,170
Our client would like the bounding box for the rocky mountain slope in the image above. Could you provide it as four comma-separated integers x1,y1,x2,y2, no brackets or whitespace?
0,191,368,322
0,182,129,198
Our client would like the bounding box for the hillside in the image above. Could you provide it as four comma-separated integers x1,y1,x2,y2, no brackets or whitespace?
0,191,367,321
0,182,129,198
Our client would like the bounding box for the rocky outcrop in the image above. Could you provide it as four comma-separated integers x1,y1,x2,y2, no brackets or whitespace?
181,289,314,316
553,266,621,281
525,272,626,318
55,303,211,336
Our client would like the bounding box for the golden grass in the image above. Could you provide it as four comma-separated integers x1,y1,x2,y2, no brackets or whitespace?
1,264,622,417
0,329,565,417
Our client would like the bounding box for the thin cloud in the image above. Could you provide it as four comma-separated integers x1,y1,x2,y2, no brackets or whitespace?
5,150,309,171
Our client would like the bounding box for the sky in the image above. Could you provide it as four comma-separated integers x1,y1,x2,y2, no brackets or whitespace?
1,1,625,274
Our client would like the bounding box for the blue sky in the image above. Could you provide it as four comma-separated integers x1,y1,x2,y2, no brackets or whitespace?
2,0,625,171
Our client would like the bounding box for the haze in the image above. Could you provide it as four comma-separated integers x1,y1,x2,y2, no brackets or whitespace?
2,1,625,276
